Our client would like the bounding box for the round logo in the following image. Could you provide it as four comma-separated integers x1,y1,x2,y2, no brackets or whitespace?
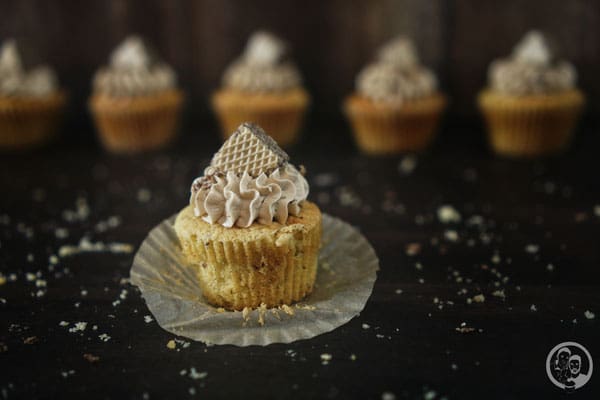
546,342,593,391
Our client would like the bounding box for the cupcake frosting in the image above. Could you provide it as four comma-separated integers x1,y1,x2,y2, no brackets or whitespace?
0,40,58,97
222,31,302,93
356,36,437,103
190,123,309,228
488,31,576,95
93,36,176,97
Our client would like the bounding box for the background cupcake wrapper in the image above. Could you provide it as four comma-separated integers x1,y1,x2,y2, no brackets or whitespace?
211,88,309,147
130,213,379,347
0,92,67,149
478,89,585,156
344,93,446,154
90,90,184,153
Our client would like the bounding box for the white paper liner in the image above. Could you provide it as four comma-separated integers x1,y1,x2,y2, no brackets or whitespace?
130,213,379,346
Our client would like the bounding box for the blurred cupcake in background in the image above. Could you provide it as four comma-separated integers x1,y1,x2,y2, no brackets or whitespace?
90,35,183,153
478,31,584,157
212,31,309,147
344,36,446,154
0,39,66,150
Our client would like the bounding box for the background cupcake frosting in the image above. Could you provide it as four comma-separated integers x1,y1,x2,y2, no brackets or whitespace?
222,31,302,93
0,40,58,97
488,31,577,96
93,36,177,97
356,36,437,103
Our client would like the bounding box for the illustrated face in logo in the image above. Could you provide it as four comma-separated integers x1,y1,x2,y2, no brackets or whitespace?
556,348,571,368
569,355,581,376
546,342,593,391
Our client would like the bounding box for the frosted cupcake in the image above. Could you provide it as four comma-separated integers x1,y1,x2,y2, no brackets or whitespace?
344,36,446,154
478,31,584,157
89,36,183,153
0,40,66,150
175,122,321,310
212,31,309,147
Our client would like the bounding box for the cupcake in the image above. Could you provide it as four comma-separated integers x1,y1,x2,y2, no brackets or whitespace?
344,36,446,154
478,31,585,157
89,36,183,153
174,122,321,310
211,31,309,147
0,40,66,150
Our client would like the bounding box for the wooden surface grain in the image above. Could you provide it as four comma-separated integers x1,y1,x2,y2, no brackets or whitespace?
1,0,598,130
1,121,599,399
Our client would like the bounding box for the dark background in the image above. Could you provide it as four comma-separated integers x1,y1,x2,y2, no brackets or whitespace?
1,2,600,400
1,0,599,144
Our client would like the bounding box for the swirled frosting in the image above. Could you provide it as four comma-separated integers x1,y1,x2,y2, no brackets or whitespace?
189,123,309,228
93,36,176,97
0,40,58,97
488,31,576,95
356,36,437,103
222,31,302,93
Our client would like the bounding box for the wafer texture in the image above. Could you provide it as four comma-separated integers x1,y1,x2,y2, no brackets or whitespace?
208,122,289,176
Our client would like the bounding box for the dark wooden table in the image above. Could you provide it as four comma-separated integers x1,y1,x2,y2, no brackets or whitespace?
1,121,599,399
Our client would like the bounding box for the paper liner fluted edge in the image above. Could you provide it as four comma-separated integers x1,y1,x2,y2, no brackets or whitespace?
130,213,379,346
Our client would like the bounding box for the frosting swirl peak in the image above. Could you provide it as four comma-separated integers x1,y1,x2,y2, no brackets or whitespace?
93,35,177,97
190,123,309,228
488,30,576,95
0,39,58,97
222,31,302,93
356,36,437,103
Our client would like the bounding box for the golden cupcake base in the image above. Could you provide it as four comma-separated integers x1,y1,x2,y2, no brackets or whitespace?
174,201,322,311
211,88,309,148
344,92,446,155
478,89,585,157
0,92,67,150
89,89,184,154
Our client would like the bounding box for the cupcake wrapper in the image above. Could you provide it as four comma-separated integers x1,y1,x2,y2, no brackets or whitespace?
212,88,309,147
478,89,585,157
180,220,321,311
90,90,184,153
344,93,446,154
130,213,379,346
0,92,67,150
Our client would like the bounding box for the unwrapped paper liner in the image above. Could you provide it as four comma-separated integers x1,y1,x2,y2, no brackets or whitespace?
130,213,379,346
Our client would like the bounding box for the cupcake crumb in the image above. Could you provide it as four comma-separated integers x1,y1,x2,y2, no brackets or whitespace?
472,294,485,303
405,243,421,256
320,353,332,365
437,205,461,223
280,304,294,316
242,307,251,322
257,303,267,326
584,310,595,320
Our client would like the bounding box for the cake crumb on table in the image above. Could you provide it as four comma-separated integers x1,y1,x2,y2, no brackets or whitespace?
83,353,100,363
280,304,294,316
472,294,485,303
381,391,396,400
437,205,461,223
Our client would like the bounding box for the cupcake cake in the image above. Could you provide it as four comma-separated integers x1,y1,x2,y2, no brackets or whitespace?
89,36,183,153
478,31,585,157
344,36,446,154
175,122,321,310
0,40,66,150
212,31,309,147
